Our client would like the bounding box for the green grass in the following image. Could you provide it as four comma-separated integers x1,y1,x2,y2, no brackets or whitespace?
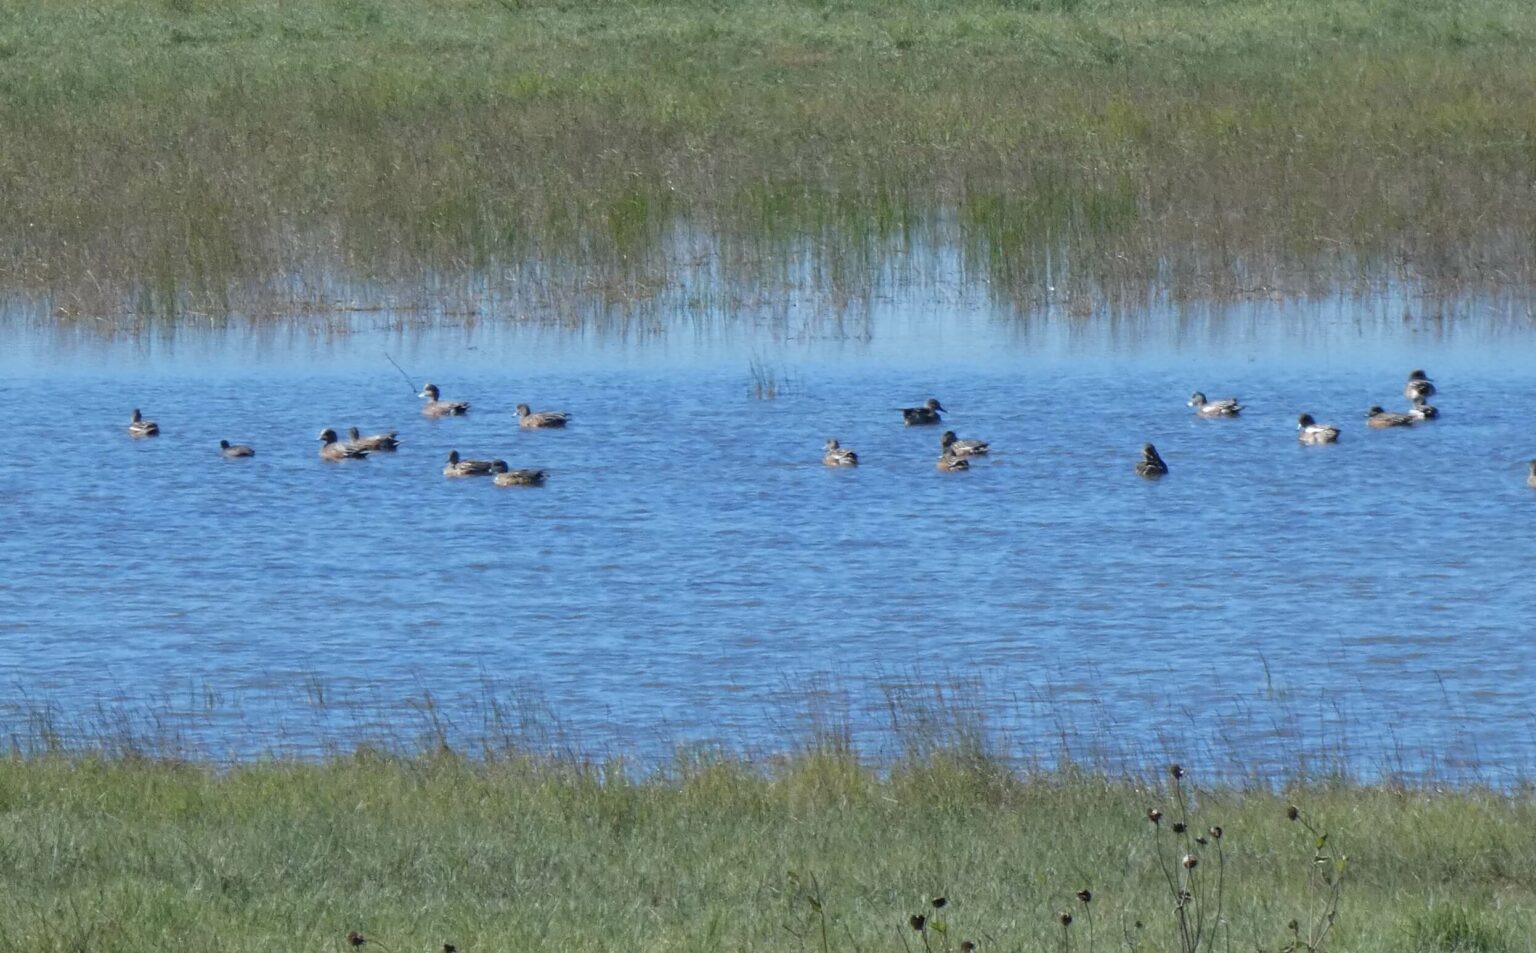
1,747,1534,951
2,0,1535,318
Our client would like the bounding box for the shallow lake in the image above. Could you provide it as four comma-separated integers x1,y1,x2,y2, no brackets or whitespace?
2,288,1534,780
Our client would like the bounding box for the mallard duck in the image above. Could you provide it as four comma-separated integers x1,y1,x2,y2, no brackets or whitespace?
1365,405,1415,428
822,438,859,467
491,460,548,487
442,449,496,477
515,403,570,429
901,398,945,426
1405,369,1436,400
219,439,255,458
1296,413,1340,444
347,427,400,451
935,451,970,472
1528,461,1536,489
1409,397,1439,421
940,430,989,458
1135,443,1169,478
128,409,159,438
418,383,470,417
319,428,368,460
1188,391,1243,417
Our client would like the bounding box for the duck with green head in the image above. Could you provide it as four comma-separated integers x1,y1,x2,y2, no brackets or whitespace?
443,449,497,477
1296,414,1340,444
319,428,368,460
1405,369,1436,400
1366,405,1415,428
515,403,570,429
419,383,470,417
348,427,400,451
491,460,548,486
940,430,989,458
1188,392,1242,417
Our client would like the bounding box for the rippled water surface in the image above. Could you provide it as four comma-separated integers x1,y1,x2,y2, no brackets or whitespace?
3,292,1535,778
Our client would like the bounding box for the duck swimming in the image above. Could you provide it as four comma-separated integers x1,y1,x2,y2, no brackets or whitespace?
219,439,255,458
1296,413,1340,444
1365,405,1415,428
442,450,497,477
1409,397,1439,421
1405,369,1436,400
1188,392,1243,418
419,383,470,417
491,460,548,486
935,451,970,472
1135,443,1169,478
347,427,400,451
128,409,159,438
901,398,945,426
822,438,859,467
940,430,990,458
319,428,368,460
515,403,570,429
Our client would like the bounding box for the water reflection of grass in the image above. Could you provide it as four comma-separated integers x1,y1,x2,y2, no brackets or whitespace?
3,0,1534,318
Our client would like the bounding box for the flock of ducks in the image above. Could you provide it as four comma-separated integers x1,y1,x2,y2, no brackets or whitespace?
128,383,564,489
128,368,1514,486
823,369,1454,480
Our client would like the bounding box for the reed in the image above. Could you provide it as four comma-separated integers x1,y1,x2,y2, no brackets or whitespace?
3,0,1534,320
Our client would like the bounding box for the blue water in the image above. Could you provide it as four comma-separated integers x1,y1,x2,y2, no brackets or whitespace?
2,291,1535,779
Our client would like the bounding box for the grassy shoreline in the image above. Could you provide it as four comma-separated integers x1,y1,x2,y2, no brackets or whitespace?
3,0,1535,318
2,749,1533,951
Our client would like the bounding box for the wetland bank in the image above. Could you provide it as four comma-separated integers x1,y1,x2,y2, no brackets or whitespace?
4,1,1536,949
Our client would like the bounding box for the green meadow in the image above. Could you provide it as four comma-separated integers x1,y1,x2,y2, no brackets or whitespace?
1,0,1534,316
1,749,1533,951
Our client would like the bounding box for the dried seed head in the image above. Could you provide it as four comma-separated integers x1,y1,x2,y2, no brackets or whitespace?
1287,805,1301,821
346,933,366,948
960,942,977,953
1288,920,1300,932
1058,911,1073,926
1182,854,1199,869
1147,808,1164,824
1172,821,1187,834
909,914,927,932
1135,921,1144,930
1195,836,1208,846
1076,889,1092,904
1169,764,1185,780
1209,825,1223,840
443,946,457,953
931,896,948,910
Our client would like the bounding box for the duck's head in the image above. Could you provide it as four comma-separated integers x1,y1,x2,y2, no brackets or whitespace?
1297,413,1316,428
220,439,231,450
824,438,840,450
131,408,143,422
491,460,509,473
1366,405,1385,417
1529,460,1536,476
925,398,945,412
1141,443,1162,460
446,450,460,464
318,428,339,443
348,427,362,440
1408,368,1430,381
1187,392,1206,406
515,403,532,417
419,383,441,400
940,430,957,447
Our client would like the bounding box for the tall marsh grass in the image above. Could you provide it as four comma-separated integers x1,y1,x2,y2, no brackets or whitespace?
3,0,1535,320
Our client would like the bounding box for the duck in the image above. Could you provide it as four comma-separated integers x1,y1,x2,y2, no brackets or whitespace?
1135,443,1169,478
1405,369,1436,400
935,452,970,472
1365,405,1415,428
442,449,497,478
901,398,945,426
491,460,548,487
515,403,570,429
1409,397,1440,421
940,430,990,458
219,439,256,458
128,408,159,438
1296,413,1340,445
822,438,859,467
319,428,369,460
347,427,400,451
1188,391,1243,417
418,383,470,417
